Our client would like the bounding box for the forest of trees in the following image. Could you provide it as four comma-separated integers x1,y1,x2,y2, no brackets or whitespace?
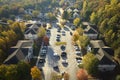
0,0,59,20
0,61,31,80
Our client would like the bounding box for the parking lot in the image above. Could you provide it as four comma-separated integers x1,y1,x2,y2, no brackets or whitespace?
36,24,81,80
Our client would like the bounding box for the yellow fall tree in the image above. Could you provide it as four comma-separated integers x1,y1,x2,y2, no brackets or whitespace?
31,66,42,80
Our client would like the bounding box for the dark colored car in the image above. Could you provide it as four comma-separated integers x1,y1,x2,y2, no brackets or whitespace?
39,58,45,63
56,34,61,38
56,38,60,42
61,45,66,51
70,32,73,35
40,47,47,56
53,66,59,69
76,57,82,64
61,52,67,57
62,31,65,36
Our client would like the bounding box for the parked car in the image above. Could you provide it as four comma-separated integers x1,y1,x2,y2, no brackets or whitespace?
46,30,51,35
62,60,68,64
61,52,67,57
74,45,80,50
40,49,47,56
56,38,60,42
75,50,82,56
70,32,73,35
39,58,45,63
76,57,82,64
53,53,59,57
42,46,47,50
62,31,66,36
57,28,61,32
71,26,75,30
61,45,66,51
53,65,59,69
56,34,61,38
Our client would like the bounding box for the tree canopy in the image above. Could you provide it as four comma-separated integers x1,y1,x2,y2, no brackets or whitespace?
82,53,99,76
31,66,42,80
73,18,81,27
77,69,88,80
0,62,31,80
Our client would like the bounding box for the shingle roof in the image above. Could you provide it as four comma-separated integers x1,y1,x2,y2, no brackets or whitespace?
25,29,36,34
36,24,41,27
90,25,98,31
99,56,115,65
84,28,97,34
93,48,99,54
26,24,33,28
82,22,98,34
90,40,105,48
24,23,40,35
67,8,72,13
3,40,33,64
21,48,29,56
3,56,19,64
90,40,116,66
102,47,114,56
8,48,17,55
73,9,79,12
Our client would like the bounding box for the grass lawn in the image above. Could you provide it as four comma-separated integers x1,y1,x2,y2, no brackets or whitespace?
55,42,67,46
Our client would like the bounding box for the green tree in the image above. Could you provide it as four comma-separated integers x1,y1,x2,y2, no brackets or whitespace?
17,61,31,80
82,53,99,76
0,62,31,80
111,0,118,5
62,11,69,20
99,18,109,33
76,27,84,36
116,75,120,80
24,14,32,20
104,30,115,45
1,30,17,46
47,12,56,21
0,49,5,64
37,27,46,38
0,37,7,51
32,10,39,18
59,0,64,6
108,14,120,31
73,18,81,27
82,0,87,18
72,31,80,44
18,7,25,14
7,20,14,24
77,36,89,49
10,22,24,40
90,12,97,24
115,47,120,62
5,65,18,80
0,65,7,80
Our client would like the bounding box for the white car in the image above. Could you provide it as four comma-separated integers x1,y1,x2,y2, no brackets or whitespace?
75,51,82,55
53,53,59,57
62,60,68,64
76,57,82,65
